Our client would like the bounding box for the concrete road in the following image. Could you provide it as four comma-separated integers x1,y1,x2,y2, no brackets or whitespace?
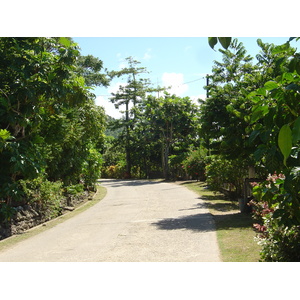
0,179,221,262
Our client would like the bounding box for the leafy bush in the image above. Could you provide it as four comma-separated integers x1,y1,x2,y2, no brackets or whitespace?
251,172,300,261
0,203,16,223
205,155,248,199
169,153,187,180
101,164,126,179
82,147,103,191
64,184,84,195
256,221,300,262
20,176,63,219
182,150,206,180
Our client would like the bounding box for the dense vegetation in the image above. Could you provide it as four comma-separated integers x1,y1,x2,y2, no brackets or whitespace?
2,37,300,261
0,37,108,224
205,37,300,261
102,56,200,180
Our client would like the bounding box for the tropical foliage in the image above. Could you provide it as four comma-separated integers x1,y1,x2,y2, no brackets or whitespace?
0,37,107,224
206,37,300,261
3,36,300,261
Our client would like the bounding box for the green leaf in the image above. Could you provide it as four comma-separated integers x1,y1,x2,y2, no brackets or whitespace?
208,37,218,50
249,130,260,144
278,124,292,166
0,129,11,140
282,72,295,81
255,88,267,97
296,62,300,75
272,42,290,54
59,37,71,48
218,37,232,49
288,57,297,72
264,81,278,91
292,116,300,144
249,95,262,104
254,144,268,161
250,105,269,124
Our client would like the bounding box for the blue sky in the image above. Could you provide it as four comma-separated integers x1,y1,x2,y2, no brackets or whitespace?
2,1,298,119
73,37,297,118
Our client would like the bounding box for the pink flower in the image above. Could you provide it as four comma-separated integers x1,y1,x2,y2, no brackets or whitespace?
253,223,267,232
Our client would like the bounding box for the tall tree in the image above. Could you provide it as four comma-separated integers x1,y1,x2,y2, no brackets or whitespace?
200,38,258,160
108,57,152,177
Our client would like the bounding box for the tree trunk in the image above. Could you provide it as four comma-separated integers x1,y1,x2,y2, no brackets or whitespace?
162,141,170,180
125,100,131,178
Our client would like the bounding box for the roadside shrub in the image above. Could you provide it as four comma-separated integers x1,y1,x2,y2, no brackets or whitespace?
182,150,206,180
101,164,126,179
82,147,103,191
64,184,84,195
169,153,188,180
251,172,300,261
20,176,63,219
0,202,16,223
205,155,248,199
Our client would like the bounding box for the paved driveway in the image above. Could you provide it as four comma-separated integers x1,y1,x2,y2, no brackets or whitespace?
0,179,221,262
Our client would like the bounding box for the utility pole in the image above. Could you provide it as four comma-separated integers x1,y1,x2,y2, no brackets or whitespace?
205,74,211,156
206,74,210,98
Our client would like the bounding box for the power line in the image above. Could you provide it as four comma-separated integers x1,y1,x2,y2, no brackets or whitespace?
96,77,206,97
182,77,205,85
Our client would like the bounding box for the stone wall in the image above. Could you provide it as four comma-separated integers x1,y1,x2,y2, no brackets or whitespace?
0,191,91,240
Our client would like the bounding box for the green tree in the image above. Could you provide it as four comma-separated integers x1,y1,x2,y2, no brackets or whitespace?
76,54,109,88
0,37,107,214
108,57,153,177
141,93,199,180
246,40,298,173
200,38,258,161
208,37,300,261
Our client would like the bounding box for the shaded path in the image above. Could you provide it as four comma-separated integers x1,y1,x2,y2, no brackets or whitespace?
0,179,221,262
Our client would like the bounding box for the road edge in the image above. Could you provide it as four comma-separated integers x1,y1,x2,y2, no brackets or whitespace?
0,185,107,252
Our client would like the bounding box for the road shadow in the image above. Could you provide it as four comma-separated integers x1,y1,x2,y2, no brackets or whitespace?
178,197,237,213
176,200,253,231
151,213,216,233
213,212,254,230
152,210,253,233
98,179,164,188
201,198,237,212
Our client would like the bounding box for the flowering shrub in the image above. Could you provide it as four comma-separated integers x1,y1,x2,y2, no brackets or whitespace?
182,150,206,180
250,171,300,261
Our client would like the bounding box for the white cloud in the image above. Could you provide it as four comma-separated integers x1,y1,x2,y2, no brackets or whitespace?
143,48,152,60
118,62,127,70
95,96,122,119
190,94,206,104
161,73,189,96
108,82,127,94
95,82,136,119
116,53,128,70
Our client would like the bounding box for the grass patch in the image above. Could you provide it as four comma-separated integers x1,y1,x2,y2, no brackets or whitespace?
180,181,260,262
0,185,107,252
